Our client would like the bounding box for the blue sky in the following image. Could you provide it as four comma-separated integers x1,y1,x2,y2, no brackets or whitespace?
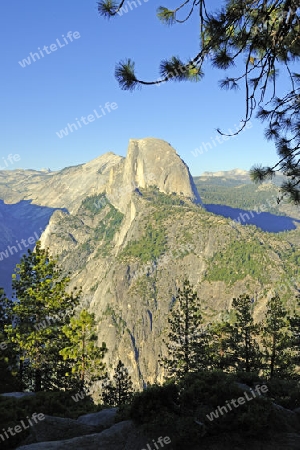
1,0,286,175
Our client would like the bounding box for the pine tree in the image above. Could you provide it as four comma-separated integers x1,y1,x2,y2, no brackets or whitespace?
59,309,107,391
0,289,19,392
288,295,300,375
206,320,236,371
226,294,262,373
160,279,208,381
98,0,300,203
261,294,294,379
101,360,134,406
5,242,81,391
101,378,116,406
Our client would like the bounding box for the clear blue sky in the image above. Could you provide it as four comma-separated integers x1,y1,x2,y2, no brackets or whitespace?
1,0,285,175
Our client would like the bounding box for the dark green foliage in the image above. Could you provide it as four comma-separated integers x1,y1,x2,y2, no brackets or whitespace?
280,246,300,278
160,279,209,380
235,371,262,386
209,293,299,379
60,309,107,390
159,277,300,382
264,378,300,410
194,176,286,215
178,371,271,438
129,382,179,425
127,371,273,448
289,301,300,371
206,320,234,371
81,194,108,214
101,360,134,406
94,205,124,241
141,186,186,206
94,204,124,256
122,223,167,263
0,290,20,393
79,195,124,256
223,294,262,373
80,241,93,253
261,294,294,379
205,239,270,285
5,242,81,392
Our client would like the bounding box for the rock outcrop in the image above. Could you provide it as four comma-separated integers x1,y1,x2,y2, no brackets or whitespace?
16,420,146,450
105,138,202,212
22,415,99,444
0,138,202,297
77,408,118,428
0,138,201,215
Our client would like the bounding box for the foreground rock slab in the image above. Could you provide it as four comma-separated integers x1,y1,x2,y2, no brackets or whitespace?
77,407,118,428
16,421,135,450
22,415,98,445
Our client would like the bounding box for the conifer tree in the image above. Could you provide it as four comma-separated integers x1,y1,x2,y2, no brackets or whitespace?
59,309,107,390
5,242,81,391
206,320,235,371
101,360,134,406
160,279,208,380
0,289,19,392
227,294,262,373
261,294,293,379
288,296,300,374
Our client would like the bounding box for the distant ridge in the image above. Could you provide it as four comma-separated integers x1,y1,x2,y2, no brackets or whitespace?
201,168,249,178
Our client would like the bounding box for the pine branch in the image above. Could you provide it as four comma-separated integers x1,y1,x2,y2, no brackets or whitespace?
249,165,276,183
157,7,177,26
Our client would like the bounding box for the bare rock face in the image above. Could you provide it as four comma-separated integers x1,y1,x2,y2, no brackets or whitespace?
0,137,202,293
106,138,202,212
0,138,201,216
0,153,123,214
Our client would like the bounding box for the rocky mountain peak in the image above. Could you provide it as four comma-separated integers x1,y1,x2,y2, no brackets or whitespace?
106,138,202,211
0,138,201,215
127,138,201,201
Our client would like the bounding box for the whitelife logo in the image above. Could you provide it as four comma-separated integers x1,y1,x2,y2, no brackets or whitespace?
55,102,118,139
72,391,86,402
191,122,253,157
0,228,43,262
0,413,45,443
0,341,7,351
116,0,149,16
206,384,268,421
231,195,280,226
18,31,81,68
0,154,20,170
141,436,172,450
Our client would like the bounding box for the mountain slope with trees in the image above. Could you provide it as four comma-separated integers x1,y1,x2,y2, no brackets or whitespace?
0,141,300,390
36,183,300,389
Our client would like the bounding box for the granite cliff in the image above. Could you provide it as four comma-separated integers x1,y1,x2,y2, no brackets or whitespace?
0,138,299,389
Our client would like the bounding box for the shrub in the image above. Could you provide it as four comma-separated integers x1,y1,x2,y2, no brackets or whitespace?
0,391,101,449
129,382,179,425
128,371,274,449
